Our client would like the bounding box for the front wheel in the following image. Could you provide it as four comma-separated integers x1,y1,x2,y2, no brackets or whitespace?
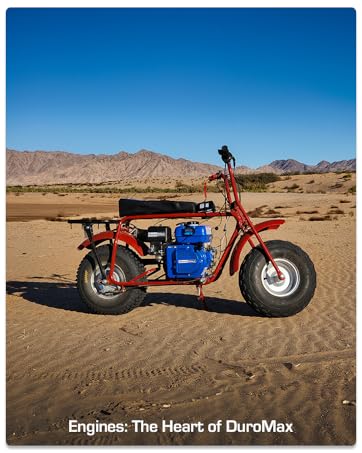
239,240,316,317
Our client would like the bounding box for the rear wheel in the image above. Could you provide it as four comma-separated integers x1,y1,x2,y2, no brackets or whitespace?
77,245,146,315
239,240,316,317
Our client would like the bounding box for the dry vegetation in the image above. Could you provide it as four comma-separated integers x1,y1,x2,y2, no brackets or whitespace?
6,171,356,224
308,215,332,221
7,171,356,196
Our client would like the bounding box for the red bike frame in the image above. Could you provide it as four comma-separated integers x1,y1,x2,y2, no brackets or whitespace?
75,161,285,289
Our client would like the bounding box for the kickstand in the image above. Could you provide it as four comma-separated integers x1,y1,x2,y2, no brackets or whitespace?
197,285,209,311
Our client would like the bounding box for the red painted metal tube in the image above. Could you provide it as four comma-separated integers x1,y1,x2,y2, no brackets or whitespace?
107,222,241,288
227,163,285,280
101,161,285,288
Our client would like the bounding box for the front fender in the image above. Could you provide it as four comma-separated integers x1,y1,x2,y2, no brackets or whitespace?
229,219,285,276
78,231,147,256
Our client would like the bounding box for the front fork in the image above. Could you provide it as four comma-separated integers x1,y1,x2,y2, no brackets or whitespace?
246,224,285,280
227,162,285,281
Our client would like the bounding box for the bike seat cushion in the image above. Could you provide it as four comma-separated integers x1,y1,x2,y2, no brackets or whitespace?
119,198,197,217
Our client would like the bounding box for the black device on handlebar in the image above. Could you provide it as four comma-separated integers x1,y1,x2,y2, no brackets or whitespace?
218,145,235,167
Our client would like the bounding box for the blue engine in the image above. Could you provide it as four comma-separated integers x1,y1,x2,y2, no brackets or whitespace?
165,222,214,279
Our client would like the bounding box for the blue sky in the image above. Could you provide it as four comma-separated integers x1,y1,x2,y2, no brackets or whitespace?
6,8,355,167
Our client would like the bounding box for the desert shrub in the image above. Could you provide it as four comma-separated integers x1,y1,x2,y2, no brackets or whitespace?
340,173,352,180
247,206,265,217
334,170,356,175
347,186,356,194
283,183,299,191
329,182,343,189
264,209,279,214
340,199,351,203
246,205,283,218
262,209,283,218
308,215,332,221
45,216,67,222
327,208,344,215
296,210,319,215
235,173,281,192
46,210,68,221
174,182,199,193
307,180,315,184
281,171,301,176
6,183,218,195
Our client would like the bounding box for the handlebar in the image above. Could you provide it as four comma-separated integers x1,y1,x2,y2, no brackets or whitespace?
218,145,235,165
208,145,236,181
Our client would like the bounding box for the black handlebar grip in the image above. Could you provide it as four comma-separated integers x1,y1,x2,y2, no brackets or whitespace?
218,145,235,165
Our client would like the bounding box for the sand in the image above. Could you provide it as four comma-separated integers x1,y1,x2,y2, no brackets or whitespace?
6,191,356,445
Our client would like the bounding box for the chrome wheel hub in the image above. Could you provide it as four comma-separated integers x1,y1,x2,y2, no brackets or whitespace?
90,265,125,298
261,258,300,297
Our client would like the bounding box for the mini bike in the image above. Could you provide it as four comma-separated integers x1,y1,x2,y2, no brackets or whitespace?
69,146,316,316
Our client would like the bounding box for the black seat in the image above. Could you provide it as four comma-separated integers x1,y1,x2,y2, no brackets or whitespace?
119,198,197,217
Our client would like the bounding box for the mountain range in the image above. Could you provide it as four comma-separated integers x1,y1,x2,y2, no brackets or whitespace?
6,149,356,186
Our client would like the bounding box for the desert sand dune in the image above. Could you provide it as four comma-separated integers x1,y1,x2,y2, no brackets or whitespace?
6,191,355,445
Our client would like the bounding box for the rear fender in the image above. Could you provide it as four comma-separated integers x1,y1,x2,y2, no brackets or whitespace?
229,219,285,276
78,231,147,256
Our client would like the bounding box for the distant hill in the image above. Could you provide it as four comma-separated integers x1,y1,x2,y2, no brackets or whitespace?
6,149,221,185
267,158,356,174
6,149,356,185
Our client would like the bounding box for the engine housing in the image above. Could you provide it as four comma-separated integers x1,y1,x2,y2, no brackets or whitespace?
165,222,214,279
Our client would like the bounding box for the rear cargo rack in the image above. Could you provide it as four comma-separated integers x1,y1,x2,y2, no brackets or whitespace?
68,218,119,224
68,219,120,231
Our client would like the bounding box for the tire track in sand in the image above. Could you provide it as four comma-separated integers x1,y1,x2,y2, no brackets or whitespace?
6,363,206,383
